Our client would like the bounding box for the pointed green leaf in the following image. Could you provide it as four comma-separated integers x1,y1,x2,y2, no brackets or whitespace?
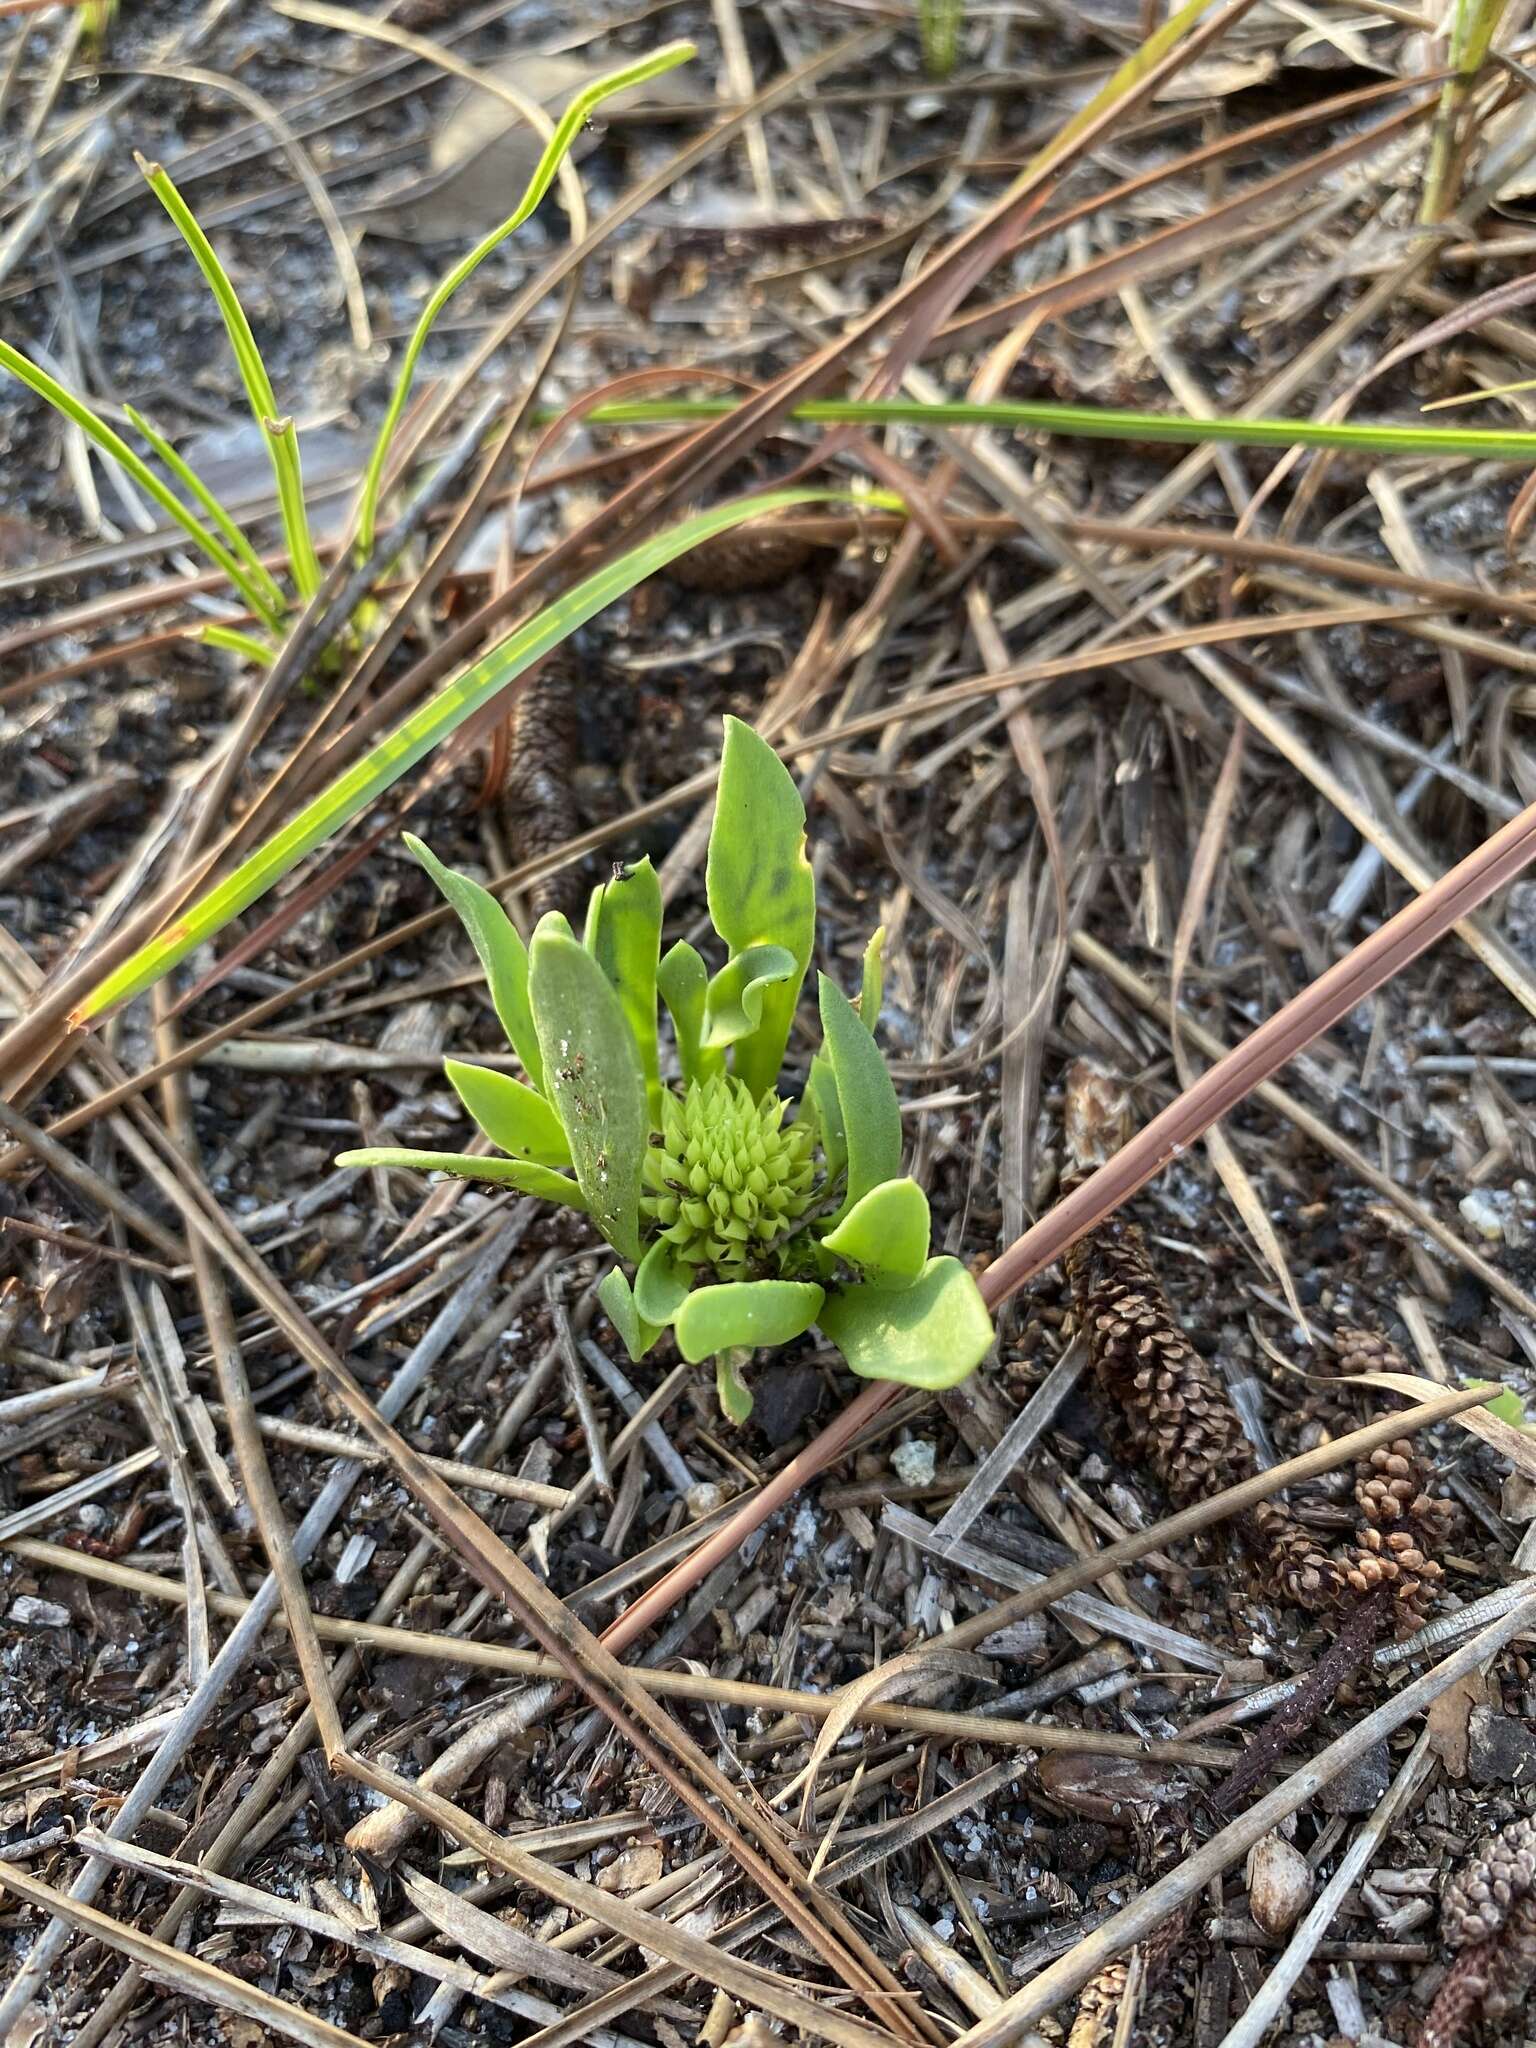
818,1256,993,1390
716,1349,755,1423
859,926,885,1029
705,718,815,1098
76,490,869,1027
528,930,647,1261
533,908,576,944
597,1266,662,1363
673,1280,825,1364
405,835,543,1092
819,1177,929,1288
802,1052,846,1185
445,1059,570,1166
701,943,796,1051
634,1236,693,1327
336,1147,588,1209
659,940,716,1086
818,974,900,1220
586,858,662,1119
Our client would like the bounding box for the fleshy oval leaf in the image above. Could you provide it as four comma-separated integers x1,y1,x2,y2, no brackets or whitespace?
818,973,900,1220
585,857,662,1118
634,1236,693,1327
404,835,543,1092
445,1059,571,1165
818,1256,993,1389
336,1147,588,1210
673,1279,825,1364
701,943,796,1050
706,718,815,1098
597,1265,663,1363
819,1177,929,1288
658,939,716,1086
528,930,647,1260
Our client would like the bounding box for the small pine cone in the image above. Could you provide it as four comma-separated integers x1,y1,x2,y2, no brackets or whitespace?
667,528,815,592
1065,1218,1256,1511
1067,1961,1127,2048
1345,1440,1449,1636
1248,1497,1346,1612
1442,1814,1536,1952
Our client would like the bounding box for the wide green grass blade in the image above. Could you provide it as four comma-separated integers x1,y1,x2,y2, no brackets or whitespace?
73,487,893,1025
0,337,286,626
354,40,695,555
138,152,323,601
582,392,1536,463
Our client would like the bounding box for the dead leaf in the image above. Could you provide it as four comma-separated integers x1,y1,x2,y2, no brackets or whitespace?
596,1839,664,1894
1426,1669,1492,1780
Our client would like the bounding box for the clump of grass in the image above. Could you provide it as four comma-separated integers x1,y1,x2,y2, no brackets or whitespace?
0,44,696,653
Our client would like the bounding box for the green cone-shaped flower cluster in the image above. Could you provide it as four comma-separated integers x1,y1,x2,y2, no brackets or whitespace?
642,1076,818,1271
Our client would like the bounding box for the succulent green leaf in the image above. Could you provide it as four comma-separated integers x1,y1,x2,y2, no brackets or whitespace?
673,1280,825,1364
336,1147,588,1209
716,1349,755,1424
859,926,885,1028
818,1256,993,1390
528,931,648,1261
817,974,901,1220
634,1236,693,1327
701,943,796,1051
445,1059,570,1166
533,909,576,944
597,1266,662,1363
658,940,716,1086
819,1177,929,1288
705,718,815,1098
802,1052,846,1185
585,857,663,1119
404,835,544,1093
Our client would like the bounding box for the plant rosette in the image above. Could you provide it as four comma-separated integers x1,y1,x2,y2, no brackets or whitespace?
338,717,994,1421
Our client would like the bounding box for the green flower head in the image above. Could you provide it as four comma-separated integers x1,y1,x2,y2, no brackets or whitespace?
643,1075,817,1271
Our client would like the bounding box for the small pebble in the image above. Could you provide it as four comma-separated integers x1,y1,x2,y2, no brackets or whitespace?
892,1439,937,1487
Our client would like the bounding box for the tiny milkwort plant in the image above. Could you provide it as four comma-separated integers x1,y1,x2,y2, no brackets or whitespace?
339,719,995,1420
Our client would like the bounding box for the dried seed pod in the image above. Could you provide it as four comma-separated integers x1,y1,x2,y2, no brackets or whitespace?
500,658,583,922
1035,1752,1189,1824
1246,1831,1312,1936
667,527,816,592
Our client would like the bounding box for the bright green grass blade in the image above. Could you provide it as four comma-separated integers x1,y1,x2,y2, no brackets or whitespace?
74,486,894,1025
0,337,286,626
126,404,285,618
581,392,1536,463
354,40,695,556
201,625,275,664
137,152,322,601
